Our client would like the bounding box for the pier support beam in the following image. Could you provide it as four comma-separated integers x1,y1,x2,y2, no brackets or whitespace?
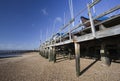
74,42,80,77
68,52,71,60
45,48,47,58
42,49,44,57
43,48,46,58
46,48,48,59
49,47,53,62
41,50,43,56
68,49,72,60
100,43,111,66
40,48,42,56
53,47,56,63
43,49,45,57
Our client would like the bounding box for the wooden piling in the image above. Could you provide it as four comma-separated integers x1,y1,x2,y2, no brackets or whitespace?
68,52,71,60
44,49,46,58
68,49,72,60
53,47,56,63
74,42,80,77
44,49,45,58
100,43,111,66
49,47,53,62
46,48,48,59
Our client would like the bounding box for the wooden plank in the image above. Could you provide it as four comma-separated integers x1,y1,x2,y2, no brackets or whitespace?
76,33,94,42
48,39,73,47
96,25,120,39
76,24,120,42
46,24,120,47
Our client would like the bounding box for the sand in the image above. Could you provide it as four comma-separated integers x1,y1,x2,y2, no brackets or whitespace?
0,52,120,81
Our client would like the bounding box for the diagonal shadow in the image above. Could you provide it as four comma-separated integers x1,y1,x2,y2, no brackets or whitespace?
56,55,75,63
56,56,68,60
112,60,120,63
56,58,68,63
80,59,99,76
56,56,68,63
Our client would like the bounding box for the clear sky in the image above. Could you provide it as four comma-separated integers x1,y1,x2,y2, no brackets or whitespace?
0,0,120,50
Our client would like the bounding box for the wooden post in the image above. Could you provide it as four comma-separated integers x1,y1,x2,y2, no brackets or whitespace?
74,42,80,77
100,43,111,66
87,4,96,38
60,33,62,42
43,48,45,57
41,49,43,56
45,48,47,58
42,49,44,57
68,52,71,60
47,48,49,58
43,49,45,57
48,47,50,61
68,49,71,60
45,48,48,59
53,47,56,63
49,47,53,62
69,32,72,40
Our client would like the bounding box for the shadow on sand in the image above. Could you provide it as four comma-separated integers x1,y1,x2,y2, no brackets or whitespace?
56,56,68,63
55,55,75,63
80,59,99,76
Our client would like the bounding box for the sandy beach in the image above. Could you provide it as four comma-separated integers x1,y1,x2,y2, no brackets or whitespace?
0,52,120,81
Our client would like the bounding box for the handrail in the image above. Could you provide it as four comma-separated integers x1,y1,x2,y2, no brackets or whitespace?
94,5,120,20
89,0,101,8
70,5,120,33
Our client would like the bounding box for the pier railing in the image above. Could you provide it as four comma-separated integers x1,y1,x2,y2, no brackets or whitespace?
40,0,120,48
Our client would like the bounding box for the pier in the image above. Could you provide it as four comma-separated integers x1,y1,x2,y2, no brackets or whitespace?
39,0,120,76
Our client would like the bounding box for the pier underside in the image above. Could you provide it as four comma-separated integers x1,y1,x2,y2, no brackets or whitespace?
39,3,120,76
40,34,120,76
50,34,120,63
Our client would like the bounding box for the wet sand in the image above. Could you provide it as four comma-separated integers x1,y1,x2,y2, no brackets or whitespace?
0,52,120,81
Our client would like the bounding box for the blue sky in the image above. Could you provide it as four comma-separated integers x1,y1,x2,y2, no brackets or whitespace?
0,0,120,50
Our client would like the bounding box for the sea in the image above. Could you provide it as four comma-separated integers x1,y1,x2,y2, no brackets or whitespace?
0,50,23,58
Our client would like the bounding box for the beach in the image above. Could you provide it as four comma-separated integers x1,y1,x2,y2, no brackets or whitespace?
0,52,120,81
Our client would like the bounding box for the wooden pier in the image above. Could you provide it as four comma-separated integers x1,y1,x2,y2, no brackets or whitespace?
39,0,120,77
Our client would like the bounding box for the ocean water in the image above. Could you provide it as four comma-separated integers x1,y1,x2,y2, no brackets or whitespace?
0,50,23,58
0,53,22,58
